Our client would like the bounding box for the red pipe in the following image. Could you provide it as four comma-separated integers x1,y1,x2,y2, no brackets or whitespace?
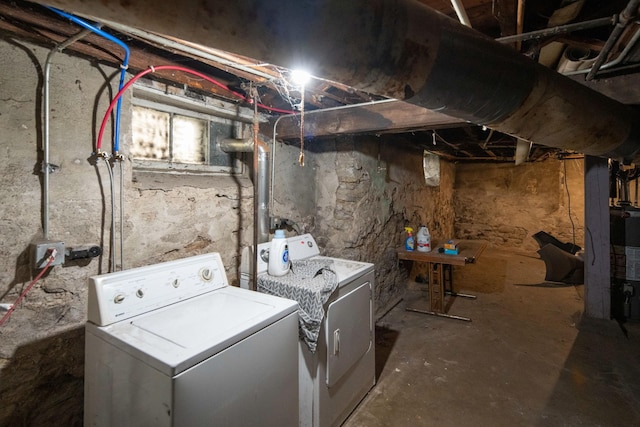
96,65,294,152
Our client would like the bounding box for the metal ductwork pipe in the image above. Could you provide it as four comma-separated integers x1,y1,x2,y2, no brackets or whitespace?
38,0,640,162
220,137,271,243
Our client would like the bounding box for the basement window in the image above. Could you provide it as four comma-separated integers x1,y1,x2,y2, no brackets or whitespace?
130,84,246,175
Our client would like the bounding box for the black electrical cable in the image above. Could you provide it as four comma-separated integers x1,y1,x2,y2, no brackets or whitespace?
563,159,577,249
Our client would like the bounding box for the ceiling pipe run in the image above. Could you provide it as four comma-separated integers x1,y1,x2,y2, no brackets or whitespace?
586,0,640,81
450,0,472,27
37,0,640,162
496,15,615,44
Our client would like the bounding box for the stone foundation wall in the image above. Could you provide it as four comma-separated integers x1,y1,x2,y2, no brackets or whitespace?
0,39,253,426
0,38,455,423
0,36,585,425
276,135,456,317
454,159,585,252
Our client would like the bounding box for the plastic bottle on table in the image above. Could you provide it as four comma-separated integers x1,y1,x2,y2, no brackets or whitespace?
416,225,431,252
404,227,415,251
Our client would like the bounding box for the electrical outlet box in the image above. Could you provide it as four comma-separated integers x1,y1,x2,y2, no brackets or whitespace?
623,283,634,295
31,240,65,269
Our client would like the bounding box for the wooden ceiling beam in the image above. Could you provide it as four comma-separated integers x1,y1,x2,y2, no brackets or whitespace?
492,0,518,38
0,2,250,101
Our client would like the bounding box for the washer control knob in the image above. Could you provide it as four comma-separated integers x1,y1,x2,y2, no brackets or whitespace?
136,289,144,298
114,294,125,304
307,241,313,248
200,268,213,282
172,279,180,288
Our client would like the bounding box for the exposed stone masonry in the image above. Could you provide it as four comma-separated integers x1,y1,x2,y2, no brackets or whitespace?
0,37,585,425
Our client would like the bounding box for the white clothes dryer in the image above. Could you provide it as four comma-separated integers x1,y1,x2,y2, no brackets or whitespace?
242,234,375,427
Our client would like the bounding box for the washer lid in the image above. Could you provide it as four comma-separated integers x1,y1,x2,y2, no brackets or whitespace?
90,287,297,376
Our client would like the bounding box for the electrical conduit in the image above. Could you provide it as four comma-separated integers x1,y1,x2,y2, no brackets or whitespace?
46,6,132,272
43,28,93,240
46,6,130,154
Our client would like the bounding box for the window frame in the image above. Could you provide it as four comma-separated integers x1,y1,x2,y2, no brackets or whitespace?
130,83,257,176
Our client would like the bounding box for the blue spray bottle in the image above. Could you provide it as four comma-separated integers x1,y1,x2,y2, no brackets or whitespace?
404,227,415,251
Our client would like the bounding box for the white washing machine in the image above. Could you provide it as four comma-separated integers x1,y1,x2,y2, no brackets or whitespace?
241,234,375,427
84,253,299,427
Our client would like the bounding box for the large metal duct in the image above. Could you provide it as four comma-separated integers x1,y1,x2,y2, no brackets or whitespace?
38,0,640,162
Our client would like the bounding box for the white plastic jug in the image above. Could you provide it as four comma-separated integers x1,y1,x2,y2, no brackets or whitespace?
268,229,290,276
416,225,431,252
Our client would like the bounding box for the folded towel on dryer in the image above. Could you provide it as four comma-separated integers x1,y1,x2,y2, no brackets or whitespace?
258,259,338,353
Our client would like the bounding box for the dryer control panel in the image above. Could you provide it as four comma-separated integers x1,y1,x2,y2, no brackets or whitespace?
87,253,228,326
287,234,321,260
253,233,322,276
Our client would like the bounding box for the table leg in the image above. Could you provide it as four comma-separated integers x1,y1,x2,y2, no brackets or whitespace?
443,263,477,299
405,261,472,322
429,262,444,313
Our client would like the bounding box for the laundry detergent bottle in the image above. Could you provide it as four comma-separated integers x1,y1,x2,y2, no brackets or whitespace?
416,225,431,252
404,227,415,251
268,229,290,276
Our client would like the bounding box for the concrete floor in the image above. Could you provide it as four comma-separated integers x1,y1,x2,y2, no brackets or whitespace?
344,249,640,427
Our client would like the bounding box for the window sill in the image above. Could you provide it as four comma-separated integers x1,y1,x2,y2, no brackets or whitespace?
132,169,252,191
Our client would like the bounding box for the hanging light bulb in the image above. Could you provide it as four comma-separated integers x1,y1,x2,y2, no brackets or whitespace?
291,69,311,86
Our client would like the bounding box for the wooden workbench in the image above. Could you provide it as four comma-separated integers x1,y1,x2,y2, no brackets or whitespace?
398,240,487,321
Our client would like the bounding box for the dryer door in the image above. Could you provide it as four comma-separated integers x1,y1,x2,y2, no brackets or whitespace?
325,281,372,387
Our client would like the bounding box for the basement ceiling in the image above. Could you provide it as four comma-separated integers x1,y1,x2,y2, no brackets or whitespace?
1,0,640,162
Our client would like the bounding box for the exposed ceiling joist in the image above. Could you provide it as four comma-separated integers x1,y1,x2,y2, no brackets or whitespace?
0,0,637,163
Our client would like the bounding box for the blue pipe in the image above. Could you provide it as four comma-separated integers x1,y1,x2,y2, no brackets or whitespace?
46,6,130,153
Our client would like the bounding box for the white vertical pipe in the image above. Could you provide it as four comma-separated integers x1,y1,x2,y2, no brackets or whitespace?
119,160,124,270
450,0,472,27
43,28,93,239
